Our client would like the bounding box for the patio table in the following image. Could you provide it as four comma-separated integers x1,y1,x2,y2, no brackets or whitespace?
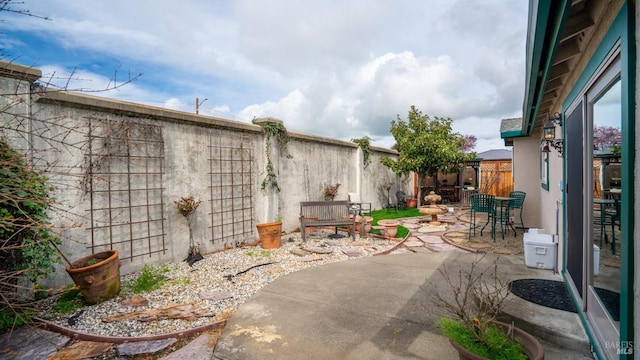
494,196,517,239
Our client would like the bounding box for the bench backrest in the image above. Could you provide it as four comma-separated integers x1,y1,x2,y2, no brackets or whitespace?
300,201,351,220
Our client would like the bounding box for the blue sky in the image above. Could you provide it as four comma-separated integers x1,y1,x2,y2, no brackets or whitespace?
1,0,529,152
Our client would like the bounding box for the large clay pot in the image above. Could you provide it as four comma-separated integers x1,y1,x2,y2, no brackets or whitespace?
66,250,121,305
449,320,544,360
257,221,282,249
407,198,417,208
377,219,399,238
354,215,373,233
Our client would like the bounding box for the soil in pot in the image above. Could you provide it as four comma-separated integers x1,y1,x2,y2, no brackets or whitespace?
66,250,121,305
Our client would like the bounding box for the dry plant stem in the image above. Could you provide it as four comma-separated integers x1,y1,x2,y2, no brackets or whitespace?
433,254,512,347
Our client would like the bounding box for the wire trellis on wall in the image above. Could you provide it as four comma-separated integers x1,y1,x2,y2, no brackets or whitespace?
85,117,167,260
208,130,254,246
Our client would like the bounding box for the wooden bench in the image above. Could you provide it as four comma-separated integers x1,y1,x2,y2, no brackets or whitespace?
299,201,356,241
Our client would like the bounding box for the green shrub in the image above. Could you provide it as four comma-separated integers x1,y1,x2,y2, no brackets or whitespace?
126,264,169,294
440,318,526,359
0,308,34,331
0,140,62,285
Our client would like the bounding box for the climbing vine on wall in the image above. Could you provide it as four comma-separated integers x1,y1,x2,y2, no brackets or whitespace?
0,140,62,286
351,136,373,169
253,118,292,192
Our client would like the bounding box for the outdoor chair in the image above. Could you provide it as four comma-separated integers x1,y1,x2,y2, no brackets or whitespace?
396,191,408,209
508,191,526,229
593,199,620,254
348,192,372,215
469,193,496,240
387,191,407,213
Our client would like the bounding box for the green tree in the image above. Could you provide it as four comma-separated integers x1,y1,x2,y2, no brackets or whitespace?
381,106,475,206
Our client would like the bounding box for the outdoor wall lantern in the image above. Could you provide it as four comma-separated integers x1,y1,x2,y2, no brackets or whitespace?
541,112,563,155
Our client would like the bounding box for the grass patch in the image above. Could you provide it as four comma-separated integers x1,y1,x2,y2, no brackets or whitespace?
368,207,423,238
439,318,526,360
246,250,272,257
125,264,170,294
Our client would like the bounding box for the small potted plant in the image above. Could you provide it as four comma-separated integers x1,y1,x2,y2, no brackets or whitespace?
175,196,203,266
323,183,341,201
432,255,544,360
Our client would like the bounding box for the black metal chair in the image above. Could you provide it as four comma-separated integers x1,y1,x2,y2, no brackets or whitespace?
508,191,526,229
469,193,496,240
396,191,408,210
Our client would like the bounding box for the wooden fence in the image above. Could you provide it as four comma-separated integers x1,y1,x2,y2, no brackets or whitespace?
479,160,513,197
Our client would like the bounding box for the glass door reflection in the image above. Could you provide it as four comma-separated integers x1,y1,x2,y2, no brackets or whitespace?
590,77,621,329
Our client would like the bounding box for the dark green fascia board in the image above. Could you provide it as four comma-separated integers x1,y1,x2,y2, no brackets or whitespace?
500,130,522,139
519,0,572,139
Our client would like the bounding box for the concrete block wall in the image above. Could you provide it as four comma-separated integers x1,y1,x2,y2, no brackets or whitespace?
0,61,409,287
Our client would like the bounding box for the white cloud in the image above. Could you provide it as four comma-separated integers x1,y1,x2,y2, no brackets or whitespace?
6,0,529,153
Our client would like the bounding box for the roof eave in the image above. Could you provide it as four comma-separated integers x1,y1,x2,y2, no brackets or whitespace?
520,0,572,138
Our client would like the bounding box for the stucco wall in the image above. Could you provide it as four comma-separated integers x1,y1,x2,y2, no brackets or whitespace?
0,61,409,287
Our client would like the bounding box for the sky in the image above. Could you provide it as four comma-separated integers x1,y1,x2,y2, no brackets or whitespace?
1,0,529,152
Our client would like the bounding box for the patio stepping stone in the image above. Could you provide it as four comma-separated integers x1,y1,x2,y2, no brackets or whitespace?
404,240,425,247
303,247,333,254
427,243,457,252
417,226,447,233
290,248,309,257
401,218,423,224
402,223,422,229
49,341,113,360
342,250,362,257
448,224,468,231
122,295,149,307
416,235,443,244
159,331,217,360
117,338,177,357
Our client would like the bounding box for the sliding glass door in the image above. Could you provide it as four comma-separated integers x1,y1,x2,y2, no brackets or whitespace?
565,48,621,360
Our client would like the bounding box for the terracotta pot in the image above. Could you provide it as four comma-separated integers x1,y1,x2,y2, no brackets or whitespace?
299,216,317,233
66,250,121,305
377,219,399,238
448,320,544,360
354,215,373,233
407,198,417,208
256,221,282,249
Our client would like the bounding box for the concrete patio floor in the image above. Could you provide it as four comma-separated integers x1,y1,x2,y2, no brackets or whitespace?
213,250,594,359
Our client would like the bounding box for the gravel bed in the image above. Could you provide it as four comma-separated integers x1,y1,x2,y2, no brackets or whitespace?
38,230,398,337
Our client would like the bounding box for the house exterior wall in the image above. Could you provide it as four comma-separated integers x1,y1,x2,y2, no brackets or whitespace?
523,2,633,358
511,136,543,229
0,61,409,288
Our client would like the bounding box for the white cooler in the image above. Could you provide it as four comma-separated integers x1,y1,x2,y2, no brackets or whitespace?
524,230,556,270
